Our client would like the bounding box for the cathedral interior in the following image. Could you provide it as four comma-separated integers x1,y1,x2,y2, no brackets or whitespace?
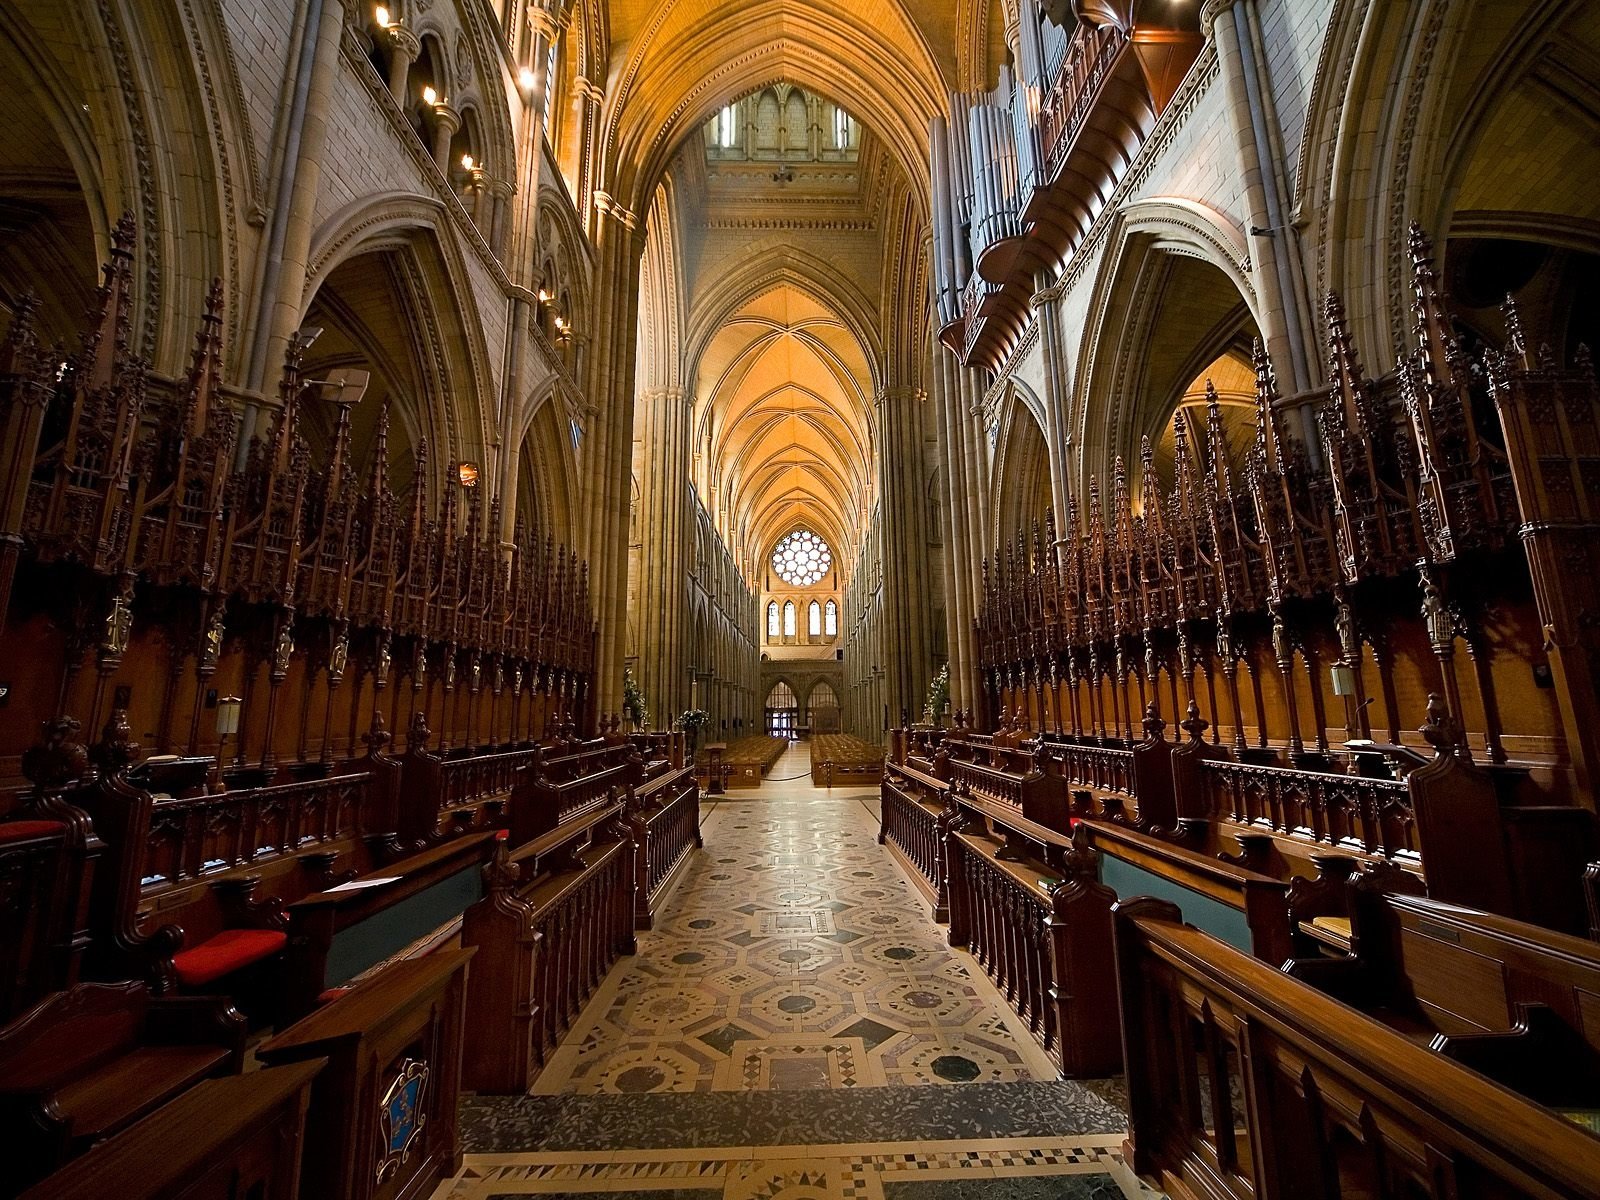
2,1,1600,1198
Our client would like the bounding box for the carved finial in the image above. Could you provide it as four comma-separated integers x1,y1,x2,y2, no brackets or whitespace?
1141,702,1166,742
92,707,141,773
1501,294,1529,366
406,710,432,752
21,716,91,791
1420,692,1464,758
362,709,392,755
1181,699,1209,744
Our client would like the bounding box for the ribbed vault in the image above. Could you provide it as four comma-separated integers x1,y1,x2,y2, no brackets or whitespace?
692,285,876,583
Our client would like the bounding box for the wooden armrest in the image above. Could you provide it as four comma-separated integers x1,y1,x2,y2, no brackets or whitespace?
142,996,248,1065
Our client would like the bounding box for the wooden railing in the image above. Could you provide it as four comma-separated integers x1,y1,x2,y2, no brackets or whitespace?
142,771,375,890
634,769,700,928
1114,897,1600,1200
1039,23,1128,182
530,836,634,1060
946,823,1119,1076
880,775,946,916
1198,757,1418,862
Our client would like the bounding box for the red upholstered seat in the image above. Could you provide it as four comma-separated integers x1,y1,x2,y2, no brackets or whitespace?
494,827,510,841
0,819,65,842
173,928,287,988
316,987,351,1004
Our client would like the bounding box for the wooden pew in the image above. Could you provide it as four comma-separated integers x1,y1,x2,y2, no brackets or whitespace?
279,830,497,1021
1286,889,1600,1113
20,1060,322,1200
257,950,474,1200
506,740,638,845
1113,896,1600,1200
630,764,700,929
1083,820,1294,965
392,713,534,845
0,981,246,1195
460,805,637,1093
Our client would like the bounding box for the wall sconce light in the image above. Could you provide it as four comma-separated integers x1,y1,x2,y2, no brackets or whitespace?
422,84,438,106
210,696,242,793
537,288,551,304
374,5,391,27
461,153,475,171
455,461,481,488
518,66,537,92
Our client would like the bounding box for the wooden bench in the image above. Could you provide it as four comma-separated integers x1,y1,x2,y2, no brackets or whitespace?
1113,895,1600,1199
505,741,638,845
279,830,497,1021
461,804,637,1093
20,1059,322,1200
0,981,246,1194
257,950,474,1200
1286,889,1600,1114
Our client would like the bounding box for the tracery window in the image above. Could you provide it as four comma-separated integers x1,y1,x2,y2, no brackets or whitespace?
767,601,780,638
783,600,797,637
808,601,821,637
833,108,851,149
824,600,837,636
771,530,832,587
717,104,738,149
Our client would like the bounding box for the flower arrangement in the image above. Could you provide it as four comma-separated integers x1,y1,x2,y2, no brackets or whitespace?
674,708,710,732
622,666,649,728
922,661,950,726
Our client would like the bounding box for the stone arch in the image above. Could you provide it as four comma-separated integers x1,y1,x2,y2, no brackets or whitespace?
1073,200,1260,499
598,1,945,218
990,389,1053,548
302,193,499,483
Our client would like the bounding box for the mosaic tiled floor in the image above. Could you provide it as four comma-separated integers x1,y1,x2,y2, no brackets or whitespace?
440,746,1152,1200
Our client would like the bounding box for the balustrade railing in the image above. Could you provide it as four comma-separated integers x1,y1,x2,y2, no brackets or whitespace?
531,839,633,1056
1039,24,1127,181
947,832,1071,1065
143,772,372,890
1199,758,1417,861
880,779,944,902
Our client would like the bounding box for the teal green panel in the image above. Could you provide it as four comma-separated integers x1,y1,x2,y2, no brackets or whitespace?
326,864,484,986
1099,853,1252,953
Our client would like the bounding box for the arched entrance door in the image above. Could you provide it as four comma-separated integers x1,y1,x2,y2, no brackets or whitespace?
807,682,840,733
765,682,798,738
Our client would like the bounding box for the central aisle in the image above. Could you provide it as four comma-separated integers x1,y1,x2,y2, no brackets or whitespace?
442,752,1154,1199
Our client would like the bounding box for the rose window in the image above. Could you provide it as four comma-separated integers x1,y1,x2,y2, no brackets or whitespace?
771,530,832,587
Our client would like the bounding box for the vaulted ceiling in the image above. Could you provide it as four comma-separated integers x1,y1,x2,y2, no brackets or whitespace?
692,285,875,577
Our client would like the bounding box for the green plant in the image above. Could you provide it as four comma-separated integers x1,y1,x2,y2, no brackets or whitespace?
622,666,649,728
922,661,950,724
675,708,710,731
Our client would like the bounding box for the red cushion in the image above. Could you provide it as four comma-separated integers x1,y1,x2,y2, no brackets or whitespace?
494,828,510,841
173,928,287,987
317,987,351,1004
0,820,65,843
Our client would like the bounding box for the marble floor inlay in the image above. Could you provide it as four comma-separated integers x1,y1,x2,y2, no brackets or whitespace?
441,747,1151,1200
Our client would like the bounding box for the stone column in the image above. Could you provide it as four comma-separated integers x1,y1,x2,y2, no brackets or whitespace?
431,104,461,171
384,26,420,106
1202,0,1318,446
1032,280,1075,534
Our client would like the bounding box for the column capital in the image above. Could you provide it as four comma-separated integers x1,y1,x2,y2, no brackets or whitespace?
875,386,926,406
593,190,639,230
431,103,461,135
383,25,421,60
575,76,605,107
1199,0,1241,38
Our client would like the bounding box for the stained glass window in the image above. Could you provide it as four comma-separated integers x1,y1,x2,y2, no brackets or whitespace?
771,530,832,587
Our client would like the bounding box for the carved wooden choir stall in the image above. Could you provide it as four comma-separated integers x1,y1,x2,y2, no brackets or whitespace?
0,227,703,1200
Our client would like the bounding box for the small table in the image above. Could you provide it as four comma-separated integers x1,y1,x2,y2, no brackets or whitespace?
704,743,727,795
